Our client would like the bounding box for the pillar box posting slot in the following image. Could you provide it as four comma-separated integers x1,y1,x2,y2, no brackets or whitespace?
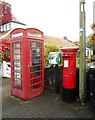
10,28,44,100
61,47,79,102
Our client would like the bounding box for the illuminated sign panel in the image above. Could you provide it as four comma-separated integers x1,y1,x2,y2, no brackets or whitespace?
28,32,42,38
12,33,23,38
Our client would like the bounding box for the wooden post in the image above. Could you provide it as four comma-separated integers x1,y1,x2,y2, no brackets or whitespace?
79,0,86,105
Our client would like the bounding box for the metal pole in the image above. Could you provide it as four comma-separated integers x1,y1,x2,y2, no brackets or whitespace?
79,0,86,105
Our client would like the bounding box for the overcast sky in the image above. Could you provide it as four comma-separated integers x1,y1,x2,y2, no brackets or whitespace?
6,0,95,41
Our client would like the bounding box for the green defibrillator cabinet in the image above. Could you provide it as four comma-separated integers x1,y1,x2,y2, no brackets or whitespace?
48,52,61,65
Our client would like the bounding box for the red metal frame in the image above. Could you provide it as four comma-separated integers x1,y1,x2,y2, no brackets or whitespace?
10,28,44,100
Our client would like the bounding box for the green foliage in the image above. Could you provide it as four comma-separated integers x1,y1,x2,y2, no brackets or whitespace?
91,55,95,59
73,41,79,46
89,55,95,61
44,44,60,63
4,49,10,57
76,57,80,64
87,34,95,55
0,49,10,62
0,53,4,62
87,34,95,47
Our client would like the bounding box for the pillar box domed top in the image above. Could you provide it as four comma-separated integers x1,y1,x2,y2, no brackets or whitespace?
61,47,79,52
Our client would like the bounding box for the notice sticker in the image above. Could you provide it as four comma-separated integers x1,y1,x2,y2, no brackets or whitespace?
64,60,69,67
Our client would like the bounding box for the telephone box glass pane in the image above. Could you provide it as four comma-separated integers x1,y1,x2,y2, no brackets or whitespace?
13,42,21,48
32,42,36,47
32,82,42,90
30,71,42,78
14,78,21,90
14,66,21,72
13,48,21,54
33,77,41,84
14,61,21,67
13,55,20,60
32,66,41,72
32,54,41,59
13,60,22,90
32,60,41,65
31,48,41,53
36,42,42,47
31,42,42,47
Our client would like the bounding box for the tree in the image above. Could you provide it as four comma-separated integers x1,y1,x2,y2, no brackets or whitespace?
87,34,95,55
73,41,80,46
88,23,95,55
0,38,10,62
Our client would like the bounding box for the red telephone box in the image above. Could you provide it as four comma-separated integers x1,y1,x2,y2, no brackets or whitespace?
61,47,79,102
10,28,44,100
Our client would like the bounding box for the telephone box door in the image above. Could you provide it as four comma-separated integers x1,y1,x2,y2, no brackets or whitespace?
26,28,44,99
29,40,44,97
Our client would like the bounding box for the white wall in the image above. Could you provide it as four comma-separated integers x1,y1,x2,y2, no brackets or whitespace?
11,22,27,29
86,48,93,58
0,22,26,32
2,61,11,78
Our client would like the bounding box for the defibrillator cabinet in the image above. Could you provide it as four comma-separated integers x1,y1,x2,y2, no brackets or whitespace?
10,28,44,100
61,47,79,102
48,52,61,65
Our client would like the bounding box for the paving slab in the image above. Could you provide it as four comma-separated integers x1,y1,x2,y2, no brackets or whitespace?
2,78,95,118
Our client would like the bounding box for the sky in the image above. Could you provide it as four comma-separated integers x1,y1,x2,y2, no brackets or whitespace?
6,0,95,41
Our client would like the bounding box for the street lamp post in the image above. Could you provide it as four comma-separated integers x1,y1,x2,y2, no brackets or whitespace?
79,0,86,105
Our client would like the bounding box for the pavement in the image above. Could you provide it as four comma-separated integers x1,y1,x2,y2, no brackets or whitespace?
1,78,95,119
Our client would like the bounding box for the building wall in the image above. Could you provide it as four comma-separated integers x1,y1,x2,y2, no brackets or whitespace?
0,22,26,32
86,48,93,58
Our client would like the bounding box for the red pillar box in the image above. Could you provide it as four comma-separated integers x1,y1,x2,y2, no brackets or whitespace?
61,47,79,102
10,28,44,100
